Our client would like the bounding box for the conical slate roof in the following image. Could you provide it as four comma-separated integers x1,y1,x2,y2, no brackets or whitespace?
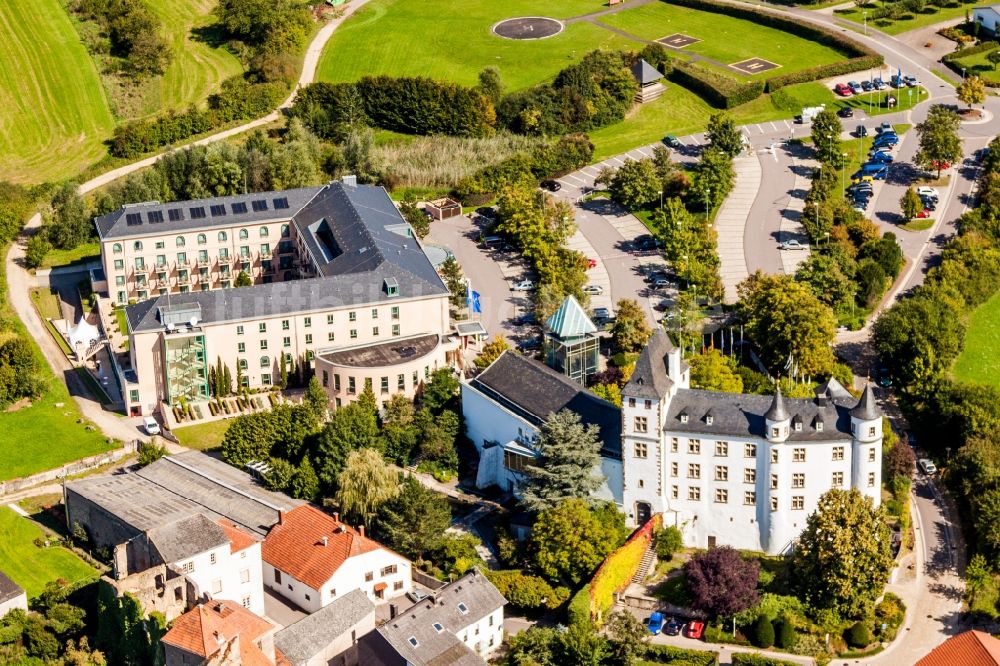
545,295,597,339
851,383,880,420
764,385,789,421
631,59,663,85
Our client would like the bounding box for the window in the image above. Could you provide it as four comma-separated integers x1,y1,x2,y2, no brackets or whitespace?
398,374,405,391
240,245,250,258
408,637,418,648
349,311,357,321
365,572,373,582
210,553,217,565
218,231,227,242
832,446,844,461
770,496,779,512
381,565,398,576
793,448,806,462
634,442,648,458
504,449,531,473
304,317,312,328
181,561,194,574
370,308,378,320
388,323,398,337
175,236,185,247
281,223,290,237
114,259,124,270
688,440,701,454
391,306,400,320
770,474,778,490
868,426,877,437
236,342,245,354
816,421,824,432
715,488,728,503
868,471,876,487
135,257,145,270
792,496,805,510
239,359,247,370
832,471,844,487
252,199,268,212
771,448,779,464
197,233,207,245
381,376,389,394
744,468,756,484
334,375,341,391
168,208,184,222
688,487,701,501
260,227,269,237
305,334,312,345
279,336,289,348
113,243,122,253
792,473,805,488
350,329,358,339
239,228,248,240
133,241,143,251
687,463,701,479
715,441,728,456
869,447,876,462
458,602,469,615
190,207,206,219
671,485,679,499
634,416,647,433
348,377,356,394
745,443,757,458
715,465,728,481
671,438,678,453
260,356,270,368
260,340,268,350
771,427,780,439
372,326,379,336
156,254,166,267
212,579,222,594
237,325,244,335
744,491,756,506
328,332,336,342
116,276,125,286
232,202,248,214
671,462,678,477
274,570,282,584
210,204,226,217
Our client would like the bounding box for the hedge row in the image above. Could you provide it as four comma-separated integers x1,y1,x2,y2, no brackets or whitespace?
589,514,662,624
942,43,1000,85
764,54,885,92
669,62,766,108
730,654,801,666
567,583,592,627
642,644,720,665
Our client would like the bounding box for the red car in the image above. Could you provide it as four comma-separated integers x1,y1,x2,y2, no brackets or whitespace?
685,620,705,639
834,83,853,97
916,209,931,219
587,258,598,269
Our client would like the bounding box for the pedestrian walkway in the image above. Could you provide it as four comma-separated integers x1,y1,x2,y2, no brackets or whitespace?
779,151,816,275
716,152,762,302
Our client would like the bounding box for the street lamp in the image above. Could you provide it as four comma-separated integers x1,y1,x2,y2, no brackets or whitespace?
841,153,848,191
703,187,711,215
962,67,967,81
863,11,868,35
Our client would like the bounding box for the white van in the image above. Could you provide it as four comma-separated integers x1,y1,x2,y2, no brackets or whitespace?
143,416,160,436
918,458,937,474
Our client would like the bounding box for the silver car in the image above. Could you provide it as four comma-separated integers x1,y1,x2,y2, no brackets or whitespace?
582,284,604,295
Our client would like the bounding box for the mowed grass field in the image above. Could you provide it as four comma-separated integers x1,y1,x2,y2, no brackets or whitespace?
834,3,974,36
0,0,115,184
953,290,1000,387
138,0,244,118
0,506,99,598
598,2,846,76
318,0,636,91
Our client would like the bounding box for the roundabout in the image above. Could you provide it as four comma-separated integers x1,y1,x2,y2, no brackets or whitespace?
491,16,564,40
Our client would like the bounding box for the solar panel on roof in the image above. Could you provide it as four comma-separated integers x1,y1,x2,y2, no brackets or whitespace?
231,202,248,214
210,204,227,217
125,212,142,226
168,208,184,222
190,207,206,219
147,210,164,223
273,197,289,210
251,200,268,212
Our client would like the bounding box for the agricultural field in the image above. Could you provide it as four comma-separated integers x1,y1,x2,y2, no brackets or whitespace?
953,290,1000,387
0,0,115,184
0,506,99,598
317,0,635,91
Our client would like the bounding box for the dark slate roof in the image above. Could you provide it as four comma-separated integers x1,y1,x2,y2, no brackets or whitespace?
316,334,441,368
624,330,682,399
631,59,663,85
274,589,375,665
148,514,228,563
470,351,622,459
94,187,322,240
851,384,880,420
379,569,503,666
764,387,788,421
815,377,853,401
124,183,448,333
665,388,858,441
0,570,24,605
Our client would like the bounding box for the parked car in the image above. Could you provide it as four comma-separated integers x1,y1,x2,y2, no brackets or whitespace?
587,258,598,269
903,75,918,87
582,284,604,295
861,80,874,92
541,179,561,192
143,417,160,436
406,589,430,604
685,621,706,640
664,618,684,636
877,121,893,133
869,151,893,164
647,612,666,635
592,307,612,322
665,134,682,148
915,209,932,219
645,270,669,284
873,133,898,145
890,74,904,88
632,234,661,251
916,186,940,201
838,107,854,118
858,162,889,176
834,82,853,96
848,81,863,94
512,280,535,291
872,77,886,90
518,337,541,353
851,172,875,184
779,239,808,251
849,182,873,195
856,124,868,138
651,277,670,289
918,458,937,474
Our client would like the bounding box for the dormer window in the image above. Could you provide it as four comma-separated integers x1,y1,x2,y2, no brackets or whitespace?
680,413,689,424
408,637,418,647
384,277,399,296
433,623,444,633
816,420,824,432
706,415,714,426
458,602,469,615
795,422,802,432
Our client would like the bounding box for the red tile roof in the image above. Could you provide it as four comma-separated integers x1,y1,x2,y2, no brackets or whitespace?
218,519,258,554
917,631,1000,666
162,600,273,659
262,505,386,590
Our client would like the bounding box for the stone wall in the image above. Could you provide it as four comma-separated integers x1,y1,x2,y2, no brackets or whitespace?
0,441,138,497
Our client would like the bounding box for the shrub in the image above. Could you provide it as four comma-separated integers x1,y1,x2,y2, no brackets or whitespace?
668,62,765,108
751,614,775,648
765,55,884,92
655,526,684,560
567,584,593,628
486,570,568,611
642,643,720,665
844,620,874,648
354,75,495,138
774,617,798,649
732,654,803,666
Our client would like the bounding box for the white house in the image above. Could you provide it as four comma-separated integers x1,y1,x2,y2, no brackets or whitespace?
461,351,623,505
262,505,411,614
0,571,27,619
358,569,506,665
973,5,1000,34
274,589,376,666
621,331,883,554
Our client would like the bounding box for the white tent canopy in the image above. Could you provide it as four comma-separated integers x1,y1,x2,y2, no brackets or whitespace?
67,316,101,352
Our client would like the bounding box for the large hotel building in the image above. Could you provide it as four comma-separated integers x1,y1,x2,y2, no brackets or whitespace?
94,179,460,417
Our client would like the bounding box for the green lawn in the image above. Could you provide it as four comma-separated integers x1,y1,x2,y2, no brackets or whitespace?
0,507,99,598
40,243,101,270
0,0,115,184
173,419,232,450
953,289,1000,387
833,2,976,36
901,218,935,231
950,46,1000,79
599,2,846,76
318,0,635,91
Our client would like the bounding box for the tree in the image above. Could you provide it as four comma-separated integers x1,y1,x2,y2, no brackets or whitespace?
966,553,991,607
521,410,605,512
900,186,923,220
737,272,837,377
234,270,252,287
751,614,775,648
532,500,621,583
683,546,760,618
288,456,320,500
654,525,684,561
303,376,328,421
706,113,743,158
46,183,93,250
688,348,744,393
609,158,661,211
478,66,504,104
605,610,648,666
692,147,734,211
988,50,1000,71
24,234,51,269
774,617,798,650
793,489,894,616
610,299,652,353
958,75,986,109
915,104,963,178
884,437,916,479
336,448,400,526
314,402,381,488
375,474,452,559
420,368,459,413
474,335,510,370
558,620,608,666
399,199,430,239
811,109,845,167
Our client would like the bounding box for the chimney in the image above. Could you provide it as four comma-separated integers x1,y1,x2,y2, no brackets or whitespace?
389,604,398,620
358,525,365,538
322,536,328,547
333,512,339,523
277,510,285,525
214,631,225,646
342,174,358,187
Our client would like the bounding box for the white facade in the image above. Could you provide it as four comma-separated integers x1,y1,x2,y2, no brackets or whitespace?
453,607,505,659
264,548,411,615
974,6,1000,33
174,541,265,617
0,590,27,619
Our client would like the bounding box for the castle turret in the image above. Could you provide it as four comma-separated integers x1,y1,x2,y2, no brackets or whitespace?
850,384,881,442
764,386,791,443
850,383,883,505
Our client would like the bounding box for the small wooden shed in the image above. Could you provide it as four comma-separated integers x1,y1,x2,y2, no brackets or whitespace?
426,197,462,220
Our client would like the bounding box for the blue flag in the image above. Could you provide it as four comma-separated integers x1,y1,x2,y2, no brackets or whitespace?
470,290,482,314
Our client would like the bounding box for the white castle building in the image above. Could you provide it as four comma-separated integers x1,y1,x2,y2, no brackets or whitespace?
621,331,883,554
